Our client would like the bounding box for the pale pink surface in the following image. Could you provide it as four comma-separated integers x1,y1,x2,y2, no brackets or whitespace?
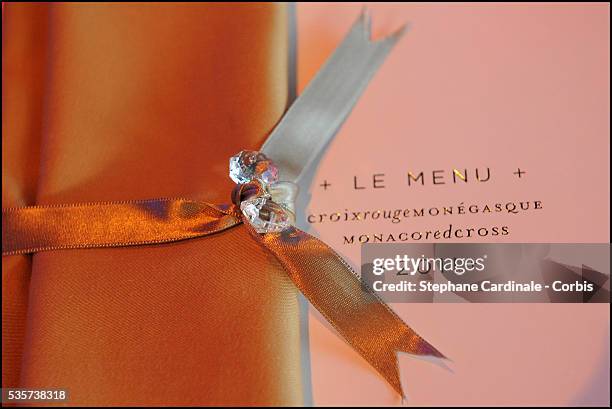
297,3,610,406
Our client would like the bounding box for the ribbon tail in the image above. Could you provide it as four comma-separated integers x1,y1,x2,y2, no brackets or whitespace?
250,225,444,398
261,9,408,182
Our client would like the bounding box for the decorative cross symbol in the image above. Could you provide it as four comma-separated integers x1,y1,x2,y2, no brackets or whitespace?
513,168,526,178
320,180,332,190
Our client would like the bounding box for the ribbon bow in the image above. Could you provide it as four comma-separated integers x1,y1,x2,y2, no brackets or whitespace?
2,11,445,398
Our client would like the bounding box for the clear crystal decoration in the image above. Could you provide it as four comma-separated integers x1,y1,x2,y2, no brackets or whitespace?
229,150,279,184
240,195,291,233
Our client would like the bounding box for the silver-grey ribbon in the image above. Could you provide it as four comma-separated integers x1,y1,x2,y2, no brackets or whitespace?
260,13,407,403
261,10,406,183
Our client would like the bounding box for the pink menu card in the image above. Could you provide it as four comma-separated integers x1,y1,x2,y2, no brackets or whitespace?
297,3,610,406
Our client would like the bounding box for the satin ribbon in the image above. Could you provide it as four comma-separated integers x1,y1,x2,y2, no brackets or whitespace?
2,10,443,398
262,10,407,182
2,192,444,398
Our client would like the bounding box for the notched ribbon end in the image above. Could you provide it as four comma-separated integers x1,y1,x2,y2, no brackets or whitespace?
355,7,411,46
389,337,448,399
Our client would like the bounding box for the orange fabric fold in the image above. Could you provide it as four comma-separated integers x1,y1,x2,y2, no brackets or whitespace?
3,3,304,406
2,3,49,392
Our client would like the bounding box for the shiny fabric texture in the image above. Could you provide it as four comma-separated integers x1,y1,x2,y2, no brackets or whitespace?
2,200,239,256
255,225,445,397
2,196,444,398
3,3,303,406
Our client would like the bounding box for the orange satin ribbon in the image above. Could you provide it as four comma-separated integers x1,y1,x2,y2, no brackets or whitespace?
2,196,444,398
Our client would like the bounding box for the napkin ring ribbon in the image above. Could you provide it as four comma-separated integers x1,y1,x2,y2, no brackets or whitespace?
2,11,445,398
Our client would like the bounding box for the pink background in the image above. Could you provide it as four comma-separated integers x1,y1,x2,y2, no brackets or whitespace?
297,3,610,406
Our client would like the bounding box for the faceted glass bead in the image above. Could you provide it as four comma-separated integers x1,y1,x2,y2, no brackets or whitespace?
240,195,291,233
229,150,279,184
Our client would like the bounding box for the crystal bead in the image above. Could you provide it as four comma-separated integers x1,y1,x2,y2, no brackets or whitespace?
240,195,291,233
267,181,298,223
229,150,279,185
